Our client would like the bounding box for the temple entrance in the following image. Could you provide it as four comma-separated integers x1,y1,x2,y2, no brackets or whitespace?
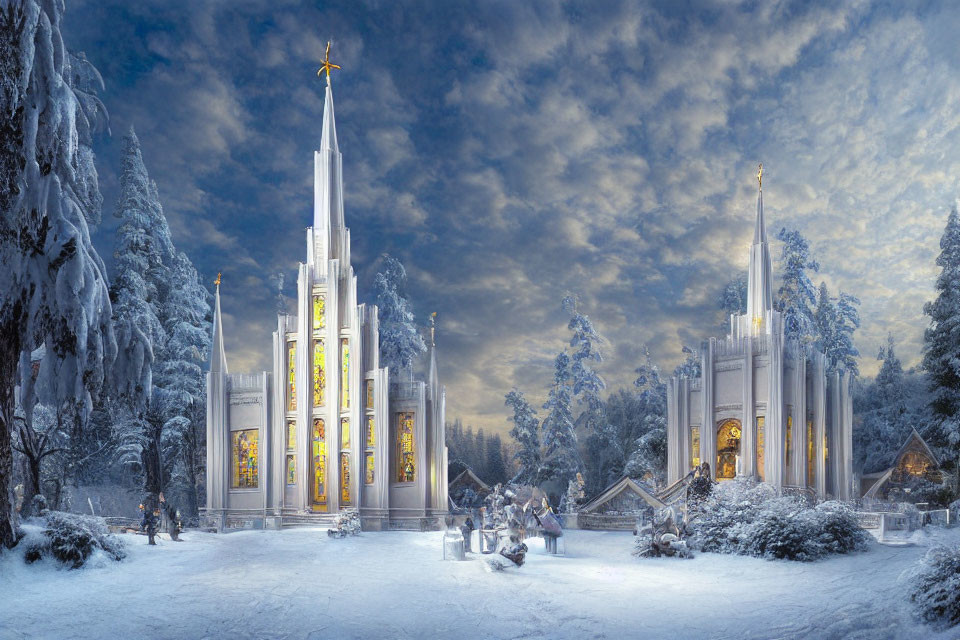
716,419,741,480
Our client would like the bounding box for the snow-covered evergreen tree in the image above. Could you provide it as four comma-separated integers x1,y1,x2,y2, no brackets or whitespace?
374,255,426,381
923,208,960,453
833,291,861,375
540,353,581,489
775,228,819,344
0,0,115,548
505,389,541,485
718,272,747,331
486,433,508,485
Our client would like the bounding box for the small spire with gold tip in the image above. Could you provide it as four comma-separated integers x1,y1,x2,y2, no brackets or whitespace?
214,272,221,287
757,163,763,190
429,311,437,347
317,41,341,85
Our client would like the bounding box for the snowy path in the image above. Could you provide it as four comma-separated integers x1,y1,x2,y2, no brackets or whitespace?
1,526,957,639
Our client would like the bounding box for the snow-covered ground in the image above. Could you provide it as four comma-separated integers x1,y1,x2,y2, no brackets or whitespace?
2,526,958,640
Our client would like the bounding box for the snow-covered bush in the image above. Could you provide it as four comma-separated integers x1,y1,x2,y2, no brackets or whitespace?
909,545,960,629
24,511,125,568
690,478,868,561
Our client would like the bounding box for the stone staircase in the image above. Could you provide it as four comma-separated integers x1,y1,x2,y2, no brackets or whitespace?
280,512,340,529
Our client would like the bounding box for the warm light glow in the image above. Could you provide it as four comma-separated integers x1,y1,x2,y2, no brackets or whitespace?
341,339,350,411
231,429,259,489
756,416,765,482
690,426,700,469
313,339,325,407
287,342,297,412
397,412,416,483
716,419,741,480
313,418,326,506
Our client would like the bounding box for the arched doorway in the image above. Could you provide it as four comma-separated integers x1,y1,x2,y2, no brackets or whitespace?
717,419,742,480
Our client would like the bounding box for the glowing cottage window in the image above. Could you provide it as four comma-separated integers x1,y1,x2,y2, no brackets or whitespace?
341,418,350,450
807,420,815,485
231,429,259,489
365,452,375,485
756,416,765,482
312,339,325,407
312,419,327,505
340,453,351,505
785,415,792,468
286,455,296,486
312,294,326,331
286,420,296,451
366,415,375,448
397,412,416,483
340,339,350,411
690,426,700,469
286,342,297,412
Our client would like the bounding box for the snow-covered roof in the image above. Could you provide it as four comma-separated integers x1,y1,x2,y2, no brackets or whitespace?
862,429,940,499
580,476,665,513
449,468,490,493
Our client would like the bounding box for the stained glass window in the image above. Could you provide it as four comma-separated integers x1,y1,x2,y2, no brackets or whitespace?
287,342,297,412
340,453,351,505
312,294,325,331
690,426,700,469
366,415,375,448
365,452,375,485
340,339,350,411
785,416,792,468
397,412,415,483
756,416,765,482
341,418,350,450
231,429,259,489
312,418,327,505
716,419,741,480
286,455,296,486
365,380,374,411
286,420,296,451
312,339,325,407
807,420,814,485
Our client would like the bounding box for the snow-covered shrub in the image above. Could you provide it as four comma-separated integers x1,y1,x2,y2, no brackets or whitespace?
690,478,868,561
24,511,126,568
909,545,960,629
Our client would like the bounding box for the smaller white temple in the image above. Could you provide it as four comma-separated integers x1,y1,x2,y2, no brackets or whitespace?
666,166,854,499
202,45,448,531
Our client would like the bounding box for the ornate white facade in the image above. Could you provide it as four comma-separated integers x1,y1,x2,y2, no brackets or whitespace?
202,73,448,531
666,173,854,499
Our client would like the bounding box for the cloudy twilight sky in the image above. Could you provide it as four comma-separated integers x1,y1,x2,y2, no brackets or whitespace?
68,1,958,436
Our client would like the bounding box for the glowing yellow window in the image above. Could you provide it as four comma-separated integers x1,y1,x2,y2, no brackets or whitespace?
312,294,325,331
313,339,325,407
690,426,700,469
365,380,374,411
341,418,350,450
286,342,297,412
312,418,327,505
231,429,259,489
286,455,296,486
340,453,351,505
286,420,296,451
807,420,814,485
365,452,375,485
397,412,415,483
366,415,375,448
785,415,792,468
756,416,765,482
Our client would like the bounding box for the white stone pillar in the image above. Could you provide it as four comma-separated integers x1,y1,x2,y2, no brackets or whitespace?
741,336,755,477
765,312,784,489
701,339,716,480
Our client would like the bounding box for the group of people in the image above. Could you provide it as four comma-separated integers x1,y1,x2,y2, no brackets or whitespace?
138,493,182,545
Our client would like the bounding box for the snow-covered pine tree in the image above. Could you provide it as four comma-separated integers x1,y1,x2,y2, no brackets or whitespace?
0,0,115,548
540,352,581,490
775,228,819,344
374,255,426,381
923,208,960,453
622,349,668,484
814,281,837,356
486,433,508,485
156,251,211,517
505,389,541,485
109,128,169,499
474,428,488,481
833,291,861,375
718,272,747,331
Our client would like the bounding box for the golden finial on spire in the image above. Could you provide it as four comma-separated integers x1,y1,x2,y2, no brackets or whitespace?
430,311,437,346
214,272,221,287
317,41,341,83
757,163,763,190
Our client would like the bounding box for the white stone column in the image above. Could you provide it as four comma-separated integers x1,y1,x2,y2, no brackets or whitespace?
812,353,827,498
765,313,784,489
741,336,755,477
701,339,716,480
667,378,680,484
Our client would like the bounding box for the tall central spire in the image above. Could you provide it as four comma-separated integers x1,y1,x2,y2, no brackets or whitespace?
746,163,773,330
210,273,228,374
313,42,345,251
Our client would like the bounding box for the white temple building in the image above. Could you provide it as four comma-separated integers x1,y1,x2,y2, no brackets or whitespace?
666,168,854,499
201,57,448,532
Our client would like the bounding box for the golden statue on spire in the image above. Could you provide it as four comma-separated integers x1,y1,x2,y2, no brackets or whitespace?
317,41,341,82
757,163,763,190
214,272,221,287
